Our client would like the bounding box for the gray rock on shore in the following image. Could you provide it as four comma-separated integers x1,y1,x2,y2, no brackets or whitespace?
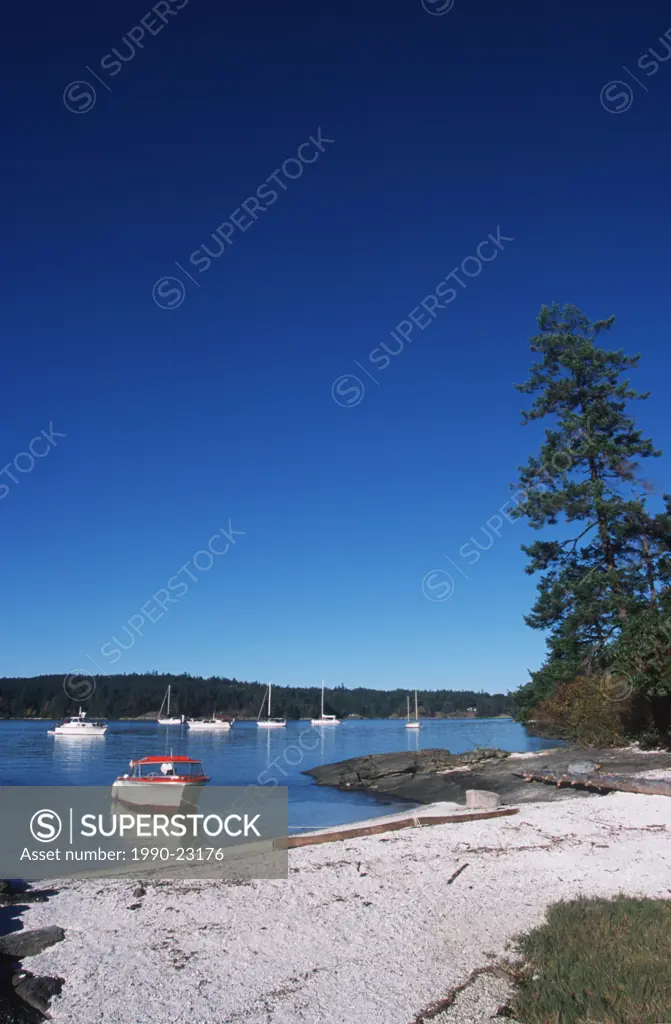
0,928,65,959
304,745,671,808
12,975,63,1017
305,748,509,791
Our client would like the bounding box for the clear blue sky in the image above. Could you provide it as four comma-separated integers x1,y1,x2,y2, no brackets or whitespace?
4,0,671,692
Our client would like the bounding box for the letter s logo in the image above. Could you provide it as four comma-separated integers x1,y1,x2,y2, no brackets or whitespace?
30,809,63,843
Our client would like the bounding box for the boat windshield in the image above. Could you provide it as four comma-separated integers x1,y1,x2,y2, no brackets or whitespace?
133,761,204,778
63,717,105,727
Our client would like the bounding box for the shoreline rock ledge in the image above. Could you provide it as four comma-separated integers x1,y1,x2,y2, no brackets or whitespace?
304,745,671,807
304,748,510,804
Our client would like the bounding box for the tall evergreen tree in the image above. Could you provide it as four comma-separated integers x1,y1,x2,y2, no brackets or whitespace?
511,304,670,716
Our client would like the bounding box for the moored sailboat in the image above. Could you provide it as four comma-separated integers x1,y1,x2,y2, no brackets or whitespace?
405,690,422,730
311,680,340,726
256,681,286,729
157,685,184,726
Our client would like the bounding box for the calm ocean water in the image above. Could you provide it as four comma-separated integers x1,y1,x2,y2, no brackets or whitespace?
0,718,557,831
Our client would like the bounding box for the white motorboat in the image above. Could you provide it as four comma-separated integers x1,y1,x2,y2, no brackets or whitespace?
157,685,184,725
49,707,108,736
256,682,286,729
187,715,234,730
311,680,341,726
405,690,422,730
111,755,209,807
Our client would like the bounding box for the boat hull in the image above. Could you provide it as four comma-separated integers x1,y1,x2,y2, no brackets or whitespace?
157,718,183,726
310,719,340,726
187,721,232,730
51,725,107,736
111,779,207,808
405,722,422,730
257,721,286,729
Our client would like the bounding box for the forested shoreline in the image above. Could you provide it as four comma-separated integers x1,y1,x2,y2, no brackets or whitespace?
0,673,514,720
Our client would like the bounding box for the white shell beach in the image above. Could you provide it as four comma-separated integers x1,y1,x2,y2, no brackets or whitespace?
22,784,671,1024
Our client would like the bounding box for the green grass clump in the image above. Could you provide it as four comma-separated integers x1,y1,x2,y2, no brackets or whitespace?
509,895,671,1023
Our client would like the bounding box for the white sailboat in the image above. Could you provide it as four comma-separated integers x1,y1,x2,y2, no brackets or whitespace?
157,685,184,726
256,682,286,729
405,690,422,730
311,680,340,726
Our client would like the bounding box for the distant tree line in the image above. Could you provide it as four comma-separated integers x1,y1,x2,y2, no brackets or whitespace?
0,673,514,720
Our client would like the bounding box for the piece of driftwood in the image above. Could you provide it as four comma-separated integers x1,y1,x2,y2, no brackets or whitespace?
446,862,469,885
276,807,519,849
513,768,671,797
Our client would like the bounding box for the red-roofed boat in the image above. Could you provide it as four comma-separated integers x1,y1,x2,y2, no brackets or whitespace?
111,755,210,807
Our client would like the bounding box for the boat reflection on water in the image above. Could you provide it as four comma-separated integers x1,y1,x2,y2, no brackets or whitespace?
406,724,421,753
50,732,109,771
85,786,213,875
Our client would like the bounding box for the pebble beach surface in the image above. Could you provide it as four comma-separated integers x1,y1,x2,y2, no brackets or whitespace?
21,780,671,1024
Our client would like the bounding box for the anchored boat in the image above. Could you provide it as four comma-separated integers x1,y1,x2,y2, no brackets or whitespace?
111,755,209,807
157,684,184,725
256,681,286,729
49,707,108,736
405,690,422,730
311,680,340,726
187,714,234,731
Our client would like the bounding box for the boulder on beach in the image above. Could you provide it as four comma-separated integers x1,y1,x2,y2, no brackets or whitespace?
12,974,64,1017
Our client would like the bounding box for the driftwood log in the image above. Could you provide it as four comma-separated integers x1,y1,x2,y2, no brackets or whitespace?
278,807,519,849
513,769,671,797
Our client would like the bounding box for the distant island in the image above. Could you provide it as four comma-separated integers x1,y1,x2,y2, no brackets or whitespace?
0,673,514,721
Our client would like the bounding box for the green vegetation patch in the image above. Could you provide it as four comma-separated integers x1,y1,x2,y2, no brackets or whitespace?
510,895,671,1023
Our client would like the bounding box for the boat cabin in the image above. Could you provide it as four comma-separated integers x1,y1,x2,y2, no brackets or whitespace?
125,755,208,781
62,711,106,728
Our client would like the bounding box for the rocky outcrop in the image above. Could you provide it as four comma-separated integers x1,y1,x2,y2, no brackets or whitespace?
304,745,671,808
304,748,509,796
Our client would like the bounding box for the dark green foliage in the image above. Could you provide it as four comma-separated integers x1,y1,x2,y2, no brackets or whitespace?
512,304,671,737
510,895,671,1023
0,673,514,720
532,674,626,747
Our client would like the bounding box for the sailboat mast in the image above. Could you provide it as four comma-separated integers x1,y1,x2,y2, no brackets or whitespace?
321,680,325,718
268,681,272,718
257,685,267,721
414,690,418,720
406,695,410,722
167,685,171,717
